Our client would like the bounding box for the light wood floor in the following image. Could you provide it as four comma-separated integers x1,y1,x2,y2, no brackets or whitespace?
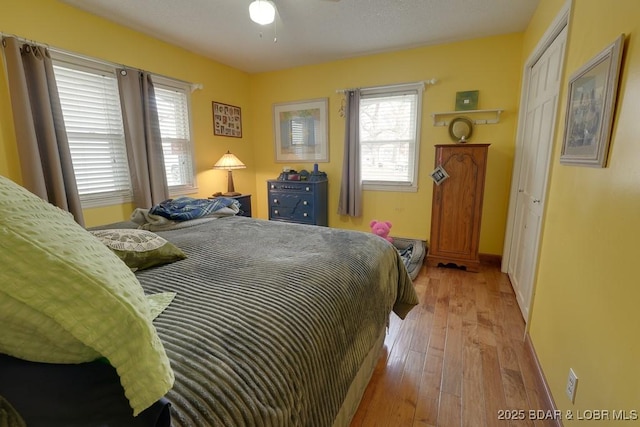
350,262,556,427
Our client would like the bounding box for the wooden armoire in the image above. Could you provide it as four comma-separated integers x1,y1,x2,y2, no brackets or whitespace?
426,143,490,272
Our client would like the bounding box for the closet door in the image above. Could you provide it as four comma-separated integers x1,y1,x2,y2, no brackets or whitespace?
506,26,567,320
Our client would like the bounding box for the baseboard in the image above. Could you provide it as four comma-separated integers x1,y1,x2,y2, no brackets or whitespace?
525,333,563,427
479,253,502,266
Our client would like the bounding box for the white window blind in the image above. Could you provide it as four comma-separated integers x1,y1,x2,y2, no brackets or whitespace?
359,84,423,191
153,80,195,193
53,60,133,206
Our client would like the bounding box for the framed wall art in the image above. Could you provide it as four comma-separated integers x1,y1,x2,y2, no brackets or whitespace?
455,90,479,111
560,34,625,167
273,98,328,163
213,101,242,138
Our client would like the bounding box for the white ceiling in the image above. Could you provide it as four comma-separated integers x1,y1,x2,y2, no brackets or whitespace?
60,0,539,74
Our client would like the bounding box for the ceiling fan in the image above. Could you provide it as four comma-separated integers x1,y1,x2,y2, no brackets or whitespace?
249,0,340,26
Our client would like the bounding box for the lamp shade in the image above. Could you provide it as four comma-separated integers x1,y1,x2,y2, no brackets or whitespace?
249,0,275,25
213,151,246,170
213,151,246,196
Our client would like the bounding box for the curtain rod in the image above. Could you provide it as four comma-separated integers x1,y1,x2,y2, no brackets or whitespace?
1,31,203,92
335,78,438,94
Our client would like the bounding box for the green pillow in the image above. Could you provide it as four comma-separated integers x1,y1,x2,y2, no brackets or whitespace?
0,175,173,416
90,229,186,271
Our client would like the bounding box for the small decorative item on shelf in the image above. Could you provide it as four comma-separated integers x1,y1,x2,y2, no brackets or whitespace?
455,90,479,111
448,117,473,143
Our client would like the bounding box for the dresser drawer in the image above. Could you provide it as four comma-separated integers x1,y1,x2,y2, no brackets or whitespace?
268,181,315,193
270,193,316,224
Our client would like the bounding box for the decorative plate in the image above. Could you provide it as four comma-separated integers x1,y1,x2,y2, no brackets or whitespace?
448,117,473,143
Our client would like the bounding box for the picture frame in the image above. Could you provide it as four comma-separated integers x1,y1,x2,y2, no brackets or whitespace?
273,98,329,163
213,101,242,138
455,90,479,111
560,34,625,167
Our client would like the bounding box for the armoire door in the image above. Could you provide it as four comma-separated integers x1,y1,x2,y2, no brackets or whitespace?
427,144,489,272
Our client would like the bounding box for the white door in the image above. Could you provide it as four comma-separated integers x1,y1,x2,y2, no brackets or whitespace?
508,26,567,320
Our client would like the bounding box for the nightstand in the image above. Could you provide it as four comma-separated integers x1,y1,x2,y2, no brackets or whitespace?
210,194,252,217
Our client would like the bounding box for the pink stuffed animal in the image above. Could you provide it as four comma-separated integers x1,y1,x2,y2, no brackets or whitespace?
370,220,393,243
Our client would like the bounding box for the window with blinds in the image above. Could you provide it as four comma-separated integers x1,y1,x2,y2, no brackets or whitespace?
52,52,197,207
359,84,423,191
53,60,133,207
153,79,195,193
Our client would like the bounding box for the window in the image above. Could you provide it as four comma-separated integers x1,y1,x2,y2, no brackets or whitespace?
52,52,197,207
359,83,423,191
153,77,196,194
53,57,132,207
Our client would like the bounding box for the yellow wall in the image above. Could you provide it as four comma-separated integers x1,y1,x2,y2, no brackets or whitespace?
250,34,523,253
0,0,253,227
526,0,640,422
0,0,523,253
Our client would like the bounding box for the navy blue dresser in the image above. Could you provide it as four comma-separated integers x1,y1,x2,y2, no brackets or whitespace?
267,179,328,226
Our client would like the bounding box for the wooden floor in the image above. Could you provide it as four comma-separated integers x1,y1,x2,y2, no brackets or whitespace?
350,262,556,427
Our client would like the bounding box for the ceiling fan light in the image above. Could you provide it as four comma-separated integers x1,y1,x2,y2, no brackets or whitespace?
249,0,276,25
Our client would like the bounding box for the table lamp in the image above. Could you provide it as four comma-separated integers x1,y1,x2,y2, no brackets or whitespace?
213,150,246,196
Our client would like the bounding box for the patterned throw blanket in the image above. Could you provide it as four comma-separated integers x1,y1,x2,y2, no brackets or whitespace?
131,197,240,231
150,197,238,221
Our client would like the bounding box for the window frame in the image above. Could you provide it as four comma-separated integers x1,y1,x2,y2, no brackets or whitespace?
152,75,198,196
50,50,198,207
51,51,134,208
359,83,424,192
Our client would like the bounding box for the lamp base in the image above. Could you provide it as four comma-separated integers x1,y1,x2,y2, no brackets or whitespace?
222,191,241,197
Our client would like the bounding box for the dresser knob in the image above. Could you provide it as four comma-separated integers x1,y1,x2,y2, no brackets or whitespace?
303,213,308,217
271,185,275,189
305,187,310,191
274,209,279,215
273,198,278,204
303,201,308,205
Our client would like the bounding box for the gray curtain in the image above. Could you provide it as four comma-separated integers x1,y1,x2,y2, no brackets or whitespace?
2,37,84,226
338,89,362,217
117,69,168,208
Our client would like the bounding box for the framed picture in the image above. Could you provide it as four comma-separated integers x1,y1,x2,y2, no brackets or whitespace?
213,101,242,138
455,90,479,111
560,34,625,167
273,98,329,163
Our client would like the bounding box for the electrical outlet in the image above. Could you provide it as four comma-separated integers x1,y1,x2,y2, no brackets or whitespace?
566,368,578,403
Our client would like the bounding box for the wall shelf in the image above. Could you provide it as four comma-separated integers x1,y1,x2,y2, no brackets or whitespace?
431,109,504,126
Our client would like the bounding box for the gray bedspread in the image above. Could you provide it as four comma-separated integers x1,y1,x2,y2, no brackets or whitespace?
133,217,418,426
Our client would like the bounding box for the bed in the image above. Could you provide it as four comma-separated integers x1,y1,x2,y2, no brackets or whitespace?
0,177,419,427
